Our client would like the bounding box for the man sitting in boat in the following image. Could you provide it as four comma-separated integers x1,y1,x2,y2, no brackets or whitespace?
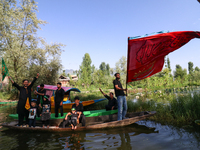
62,96,86,127
63,108,81,130
99,88,118,111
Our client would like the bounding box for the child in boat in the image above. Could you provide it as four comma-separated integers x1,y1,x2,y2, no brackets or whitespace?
29,100,39,127
64,108,81,129
40,95,51,128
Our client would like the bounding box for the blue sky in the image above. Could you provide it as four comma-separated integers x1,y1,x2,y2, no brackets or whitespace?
35,0,200,73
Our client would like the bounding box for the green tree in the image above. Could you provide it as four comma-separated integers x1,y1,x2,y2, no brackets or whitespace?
174,65,187,79
79,53,92,87
167,57,171,72
91,64,95,73
99,62,106,72
0,0,64,87
188,61,194,74
106,64,110,75
61,70,67,77
195,66,200,72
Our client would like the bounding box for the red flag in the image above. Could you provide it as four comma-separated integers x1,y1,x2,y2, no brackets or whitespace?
127,31,200,83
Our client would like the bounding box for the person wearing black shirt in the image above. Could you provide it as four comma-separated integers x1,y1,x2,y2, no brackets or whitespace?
113,73,127,121
99,88,118,111
34,84,46,106
72,96,85,126
62,96,86,127
8,73,39,126
55,82,65,117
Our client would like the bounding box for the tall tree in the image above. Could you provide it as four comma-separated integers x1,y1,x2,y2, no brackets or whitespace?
99,62,106,72
188,61,194,74
106,64,110,75
195,66,200,72
0,0,64,86
91,64,95,74
1,0,44,82
167,57,171,72
79,53,92,87
174,65,187,79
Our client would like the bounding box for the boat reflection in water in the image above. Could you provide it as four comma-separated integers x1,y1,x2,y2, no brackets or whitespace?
0,123,158,150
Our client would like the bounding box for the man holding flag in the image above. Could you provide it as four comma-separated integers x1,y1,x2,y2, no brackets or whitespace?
8,73,39,126
113,73,127,121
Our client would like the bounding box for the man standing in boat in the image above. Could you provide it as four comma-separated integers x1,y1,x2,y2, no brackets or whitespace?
55,82,65,117
99,88,118,111
8,73,39,126
34,84,46,107
113,73,127,121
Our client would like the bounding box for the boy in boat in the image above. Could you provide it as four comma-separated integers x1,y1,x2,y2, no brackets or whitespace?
99,88,118,111
63,108,81,129
8,73,39,126
40,95,51,128
29,99,40,127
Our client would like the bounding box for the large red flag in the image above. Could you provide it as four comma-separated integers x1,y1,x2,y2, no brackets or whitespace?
127,31,200,83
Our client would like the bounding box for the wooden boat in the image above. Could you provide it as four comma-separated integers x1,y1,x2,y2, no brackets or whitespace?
9,109,119,126
35,84,106,112
2,111,156,132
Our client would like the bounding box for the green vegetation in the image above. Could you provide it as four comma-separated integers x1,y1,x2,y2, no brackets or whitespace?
1,0,64,91
1,0,200,128
71,89,200,126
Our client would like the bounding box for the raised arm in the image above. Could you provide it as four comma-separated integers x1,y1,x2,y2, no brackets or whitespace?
8,76,20,91
29,73,39,88
99,88,106,96
35,90,45,96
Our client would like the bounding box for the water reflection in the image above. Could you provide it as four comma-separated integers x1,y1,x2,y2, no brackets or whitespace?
2,104,200,150
0,123,158,150
62,133,85,150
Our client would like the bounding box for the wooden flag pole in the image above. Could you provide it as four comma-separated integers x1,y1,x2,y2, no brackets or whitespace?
126,37,129,96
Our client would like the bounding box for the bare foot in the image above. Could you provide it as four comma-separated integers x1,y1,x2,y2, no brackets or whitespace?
72,125,74,130
74,126,77,130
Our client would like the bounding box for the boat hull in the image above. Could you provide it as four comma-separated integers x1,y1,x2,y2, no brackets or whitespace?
2,111,156,132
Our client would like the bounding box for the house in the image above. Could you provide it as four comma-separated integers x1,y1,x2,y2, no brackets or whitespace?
58,74,78,87
59,75,70,87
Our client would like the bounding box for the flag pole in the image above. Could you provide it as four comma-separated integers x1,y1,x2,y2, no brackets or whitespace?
126,37,129,96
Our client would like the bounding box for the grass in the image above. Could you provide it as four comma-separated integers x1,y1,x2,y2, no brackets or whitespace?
71,88,200,126
130,92,200,126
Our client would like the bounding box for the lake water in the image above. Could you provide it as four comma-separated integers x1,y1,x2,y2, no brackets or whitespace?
1,104,200,150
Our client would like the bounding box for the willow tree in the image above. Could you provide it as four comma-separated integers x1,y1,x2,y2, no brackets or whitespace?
0,0,64,86
79,53,92,87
